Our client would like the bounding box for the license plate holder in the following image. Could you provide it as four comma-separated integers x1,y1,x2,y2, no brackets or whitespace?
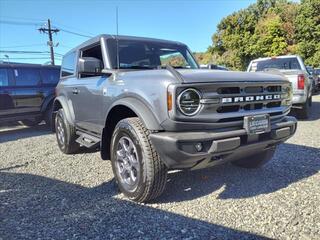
244,114,271,135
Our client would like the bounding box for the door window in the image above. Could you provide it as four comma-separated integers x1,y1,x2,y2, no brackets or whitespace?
0,68,9,86
80,44,104,78
15,68,40,86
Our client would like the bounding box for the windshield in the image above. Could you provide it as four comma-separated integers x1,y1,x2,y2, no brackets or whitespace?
107,38,199,70
249,58,301,72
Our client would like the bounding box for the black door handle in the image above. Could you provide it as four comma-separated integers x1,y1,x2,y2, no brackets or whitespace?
72,88,79,95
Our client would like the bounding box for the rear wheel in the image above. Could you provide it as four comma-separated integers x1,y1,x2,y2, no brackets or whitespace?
44,102,54,130
55,108,80,154
232,147,276,168
297,98,310,119
111,117,167,202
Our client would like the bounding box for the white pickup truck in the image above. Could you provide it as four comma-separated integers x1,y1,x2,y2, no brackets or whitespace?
247,55,313,119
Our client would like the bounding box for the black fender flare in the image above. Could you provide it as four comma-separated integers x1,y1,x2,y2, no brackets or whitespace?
40,95,55,113
53,96,75,125
106,97,164,131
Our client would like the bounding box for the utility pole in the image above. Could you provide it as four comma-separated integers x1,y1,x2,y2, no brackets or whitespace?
38,19,59,65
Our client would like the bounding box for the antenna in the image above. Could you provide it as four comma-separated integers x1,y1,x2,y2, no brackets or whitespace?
116,6,120,70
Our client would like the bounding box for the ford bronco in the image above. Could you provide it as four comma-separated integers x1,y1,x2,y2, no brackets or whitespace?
54,35,297,202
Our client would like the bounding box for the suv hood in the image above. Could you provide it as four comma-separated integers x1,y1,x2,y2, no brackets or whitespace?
177,69,288,83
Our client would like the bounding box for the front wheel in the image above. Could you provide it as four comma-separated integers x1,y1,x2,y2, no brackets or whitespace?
110,117,167,202
231,147,276,168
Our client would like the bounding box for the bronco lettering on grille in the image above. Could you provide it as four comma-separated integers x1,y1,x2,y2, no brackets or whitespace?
221,94,281,104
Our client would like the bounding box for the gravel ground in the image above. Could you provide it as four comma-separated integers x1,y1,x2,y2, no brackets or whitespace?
1,95,319,240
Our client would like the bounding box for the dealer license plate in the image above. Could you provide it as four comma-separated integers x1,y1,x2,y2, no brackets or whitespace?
244,114,271,135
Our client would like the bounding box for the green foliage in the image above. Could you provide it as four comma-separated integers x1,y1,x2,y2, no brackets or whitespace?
207,0,320,70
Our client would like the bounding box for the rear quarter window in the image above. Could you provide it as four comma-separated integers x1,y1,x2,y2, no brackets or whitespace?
41,68,60,85
15,68,41,86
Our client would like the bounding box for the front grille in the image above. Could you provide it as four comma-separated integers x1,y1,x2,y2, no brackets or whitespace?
217,87,240,94
214,84,283,113
174,81,289,126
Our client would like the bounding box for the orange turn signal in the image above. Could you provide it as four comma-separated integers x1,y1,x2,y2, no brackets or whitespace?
167,91,173,111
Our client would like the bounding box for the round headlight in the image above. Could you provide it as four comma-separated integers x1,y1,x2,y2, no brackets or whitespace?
178,88,201,116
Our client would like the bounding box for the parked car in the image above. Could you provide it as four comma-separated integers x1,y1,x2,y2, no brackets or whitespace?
247,55,313,119
54,34,296,202
0,63,60,127
312,68,320,91
200,64,229,70
306,66,318,93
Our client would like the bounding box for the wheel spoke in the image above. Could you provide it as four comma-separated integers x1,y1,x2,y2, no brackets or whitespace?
117,149,125,159
129,168,136,182
115,136,140,190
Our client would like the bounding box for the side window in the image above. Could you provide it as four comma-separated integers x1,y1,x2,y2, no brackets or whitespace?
61,52,76,77
41,68,60,85
15,68,40,86
80,44,104,78
0,68,9,86
160,52,188,68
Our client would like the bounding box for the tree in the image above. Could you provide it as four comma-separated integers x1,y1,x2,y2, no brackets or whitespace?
206,0,320,70
295,0,320,67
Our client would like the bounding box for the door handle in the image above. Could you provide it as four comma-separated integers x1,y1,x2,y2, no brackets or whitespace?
72,88,79,95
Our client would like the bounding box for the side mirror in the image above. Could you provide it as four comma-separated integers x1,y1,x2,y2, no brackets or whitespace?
78,57,102,75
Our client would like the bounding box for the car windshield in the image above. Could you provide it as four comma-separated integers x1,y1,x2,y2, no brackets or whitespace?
107,38,199,70
249,57,301,72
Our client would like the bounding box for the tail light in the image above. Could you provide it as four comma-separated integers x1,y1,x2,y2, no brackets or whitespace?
298,74,305,90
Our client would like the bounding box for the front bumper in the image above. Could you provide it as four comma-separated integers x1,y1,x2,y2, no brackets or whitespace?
150,116,297,170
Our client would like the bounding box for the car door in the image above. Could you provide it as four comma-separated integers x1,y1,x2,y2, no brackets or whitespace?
0,66,16,118
70,44,105,134
12,66,44,114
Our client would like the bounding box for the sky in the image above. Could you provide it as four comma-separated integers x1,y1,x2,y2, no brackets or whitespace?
0,0,258,65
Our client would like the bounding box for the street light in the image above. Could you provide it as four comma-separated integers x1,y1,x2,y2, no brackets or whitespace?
4,54,9,63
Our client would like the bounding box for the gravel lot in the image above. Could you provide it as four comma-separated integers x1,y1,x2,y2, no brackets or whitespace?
1,95,319,240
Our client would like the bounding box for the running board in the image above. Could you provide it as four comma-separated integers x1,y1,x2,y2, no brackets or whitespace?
76,131,100,148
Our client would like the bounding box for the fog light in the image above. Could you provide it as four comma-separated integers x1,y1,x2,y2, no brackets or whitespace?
195,143,203,152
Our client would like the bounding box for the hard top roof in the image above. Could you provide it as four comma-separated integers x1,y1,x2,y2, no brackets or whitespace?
65,34,186,56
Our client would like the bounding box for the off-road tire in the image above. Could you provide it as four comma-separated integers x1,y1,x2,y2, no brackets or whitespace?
111,117,167,202
44,102,54,130
55,108,80,154
232,147,276,168
297,98,310,119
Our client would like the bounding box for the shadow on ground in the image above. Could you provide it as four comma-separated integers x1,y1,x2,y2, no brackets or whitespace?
158,143,320,203
0,172,267,240
0,124,51,143
289,97,320,121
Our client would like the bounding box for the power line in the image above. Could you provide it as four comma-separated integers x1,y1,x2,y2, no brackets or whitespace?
0,50,51,54
0,20,43,26
59,28,92,38
0,43,45,48
0,50,64,57
0,16,46,21
0,57,62,60
53,21,94,36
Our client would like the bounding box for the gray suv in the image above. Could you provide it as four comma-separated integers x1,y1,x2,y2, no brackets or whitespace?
54,34,297,202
